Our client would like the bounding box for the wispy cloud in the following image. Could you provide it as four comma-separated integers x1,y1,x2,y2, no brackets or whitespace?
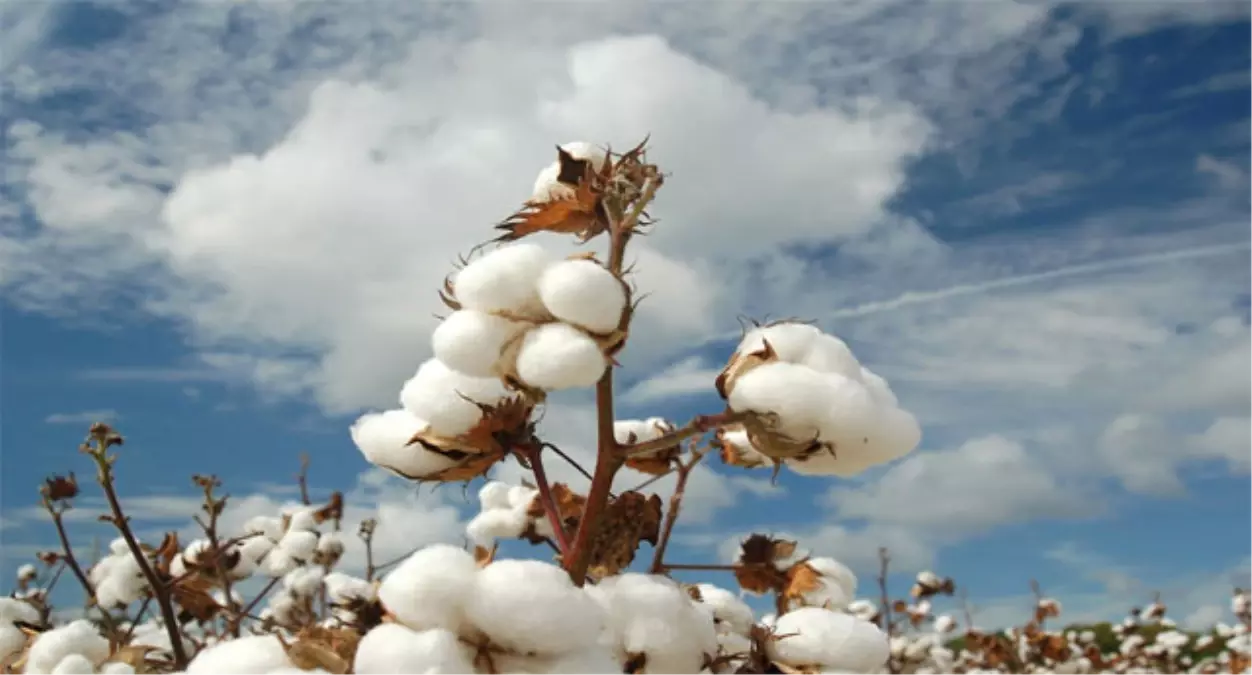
43,409,118,425
75,366,230,384
822,241,1250,322
621,356,722,406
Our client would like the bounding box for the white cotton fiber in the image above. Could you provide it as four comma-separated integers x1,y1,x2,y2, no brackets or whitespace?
727,362,840,439
0,625,26,665
399,358,510,437
537,259,626,334
597,574,719,674
695,584,755,636
477,481,513,511
859,366,899,408
465,559,604,655
514,323,608,390
802,333,862,380
738,322,821,363
185,635,295,674
50,654,95,674
25,620,109,675
453,243,553,317
277,530,319,562
430,310,526,379
350,409,459,480
244,516,285,542
768,608,889,673
354,624,475,674
99,662,137,675
466,508,528,548
814,373,887,450
378,544,478,634
532,161,575,203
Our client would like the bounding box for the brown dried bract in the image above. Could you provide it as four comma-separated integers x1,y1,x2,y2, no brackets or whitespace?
586,491,663,579
314,491,345,524
623,419,681,476
496,164,609,243
525,482,586,532
733,534,796,595
281,627,358,675
715,339,777,400
402,397,536,483
170,574,220,622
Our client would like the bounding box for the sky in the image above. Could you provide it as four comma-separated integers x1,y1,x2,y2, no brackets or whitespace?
1,0,1249,631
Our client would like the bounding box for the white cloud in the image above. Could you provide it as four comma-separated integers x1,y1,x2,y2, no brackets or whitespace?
621,356,721,406
44,409,119,425
1197,154,1248,192
827,435,1097,536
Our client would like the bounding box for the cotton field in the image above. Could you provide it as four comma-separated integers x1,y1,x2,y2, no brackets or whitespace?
3,141,1247,675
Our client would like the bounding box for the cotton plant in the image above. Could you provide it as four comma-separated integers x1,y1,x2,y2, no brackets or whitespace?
12,139,1252,675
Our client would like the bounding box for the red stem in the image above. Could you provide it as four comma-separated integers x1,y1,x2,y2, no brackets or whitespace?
526,445,571,554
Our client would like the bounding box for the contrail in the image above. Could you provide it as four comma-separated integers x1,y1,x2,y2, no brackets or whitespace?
825,240,1251,320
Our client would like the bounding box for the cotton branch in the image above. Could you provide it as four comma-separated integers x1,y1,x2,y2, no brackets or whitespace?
648,444,707,574
83,423,190,669
39,480,121,642
359,518,378,582
297,452,312,506
563,169,662,585
617,410,754,459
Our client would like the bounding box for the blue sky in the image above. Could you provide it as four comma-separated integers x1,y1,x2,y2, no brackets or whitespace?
1,1,1249,629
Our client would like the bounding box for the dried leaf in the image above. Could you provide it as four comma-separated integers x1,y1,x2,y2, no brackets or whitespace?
733,534,794,595
111,645,157,670
496,177,608,243
781,561,824,610
586,491,663,579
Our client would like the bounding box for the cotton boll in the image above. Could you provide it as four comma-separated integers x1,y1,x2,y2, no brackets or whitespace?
316,532,345,559
185,635,296,674
0,597,40,624
466,559,605,655
802,333,862,380
934,614,957,634
108,538,129,556
262,547,300,577
815,373,886,451
430,311,526,379
350,410,459,480
99,663,136,675
324,573,376,604
870,406,922,462
728,362,842,439
130,622,194,660
0,623,29,665
506,485,539,509
598,574,719,674
695,584,755,636
17,564,37,583
244,516,285,542
495,648,622,674
560,141,609,171
537,259,627,334
768,608,889,673
453,243,553,317
466,508,528,548
283,565,326,598
354,624,475,674
400,358,511,436
794,558,857,611
277,530,319,562
26,620,110,674
514,323,608,390
378,544,478,633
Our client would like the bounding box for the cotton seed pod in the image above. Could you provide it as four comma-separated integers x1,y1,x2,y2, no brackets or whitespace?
530,142,609,204
732,534,798,595
782,557,857,612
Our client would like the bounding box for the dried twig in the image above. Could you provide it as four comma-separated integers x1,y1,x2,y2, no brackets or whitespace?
649,445,706,574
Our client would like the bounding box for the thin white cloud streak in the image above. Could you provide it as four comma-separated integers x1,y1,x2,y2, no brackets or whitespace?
825,240,1251,321
44,409,119,425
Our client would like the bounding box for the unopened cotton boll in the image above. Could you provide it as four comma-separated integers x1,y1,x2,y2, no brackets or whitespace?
466,559,605,655
354,624,475,674
400,358,511,436
514,322,608,390
26,620,110,674
430,311,526,379
768,608,889,673
378,544,478,634
350,409,459,480
537,259,627,334
453,243,553,317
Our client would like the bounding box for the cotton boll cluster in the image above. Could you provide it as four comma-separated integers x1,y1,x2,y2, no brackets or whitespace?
690,584,755,668
365,545,614,673
438,244,626,392
717,321,921,477
464,481,553,550
87,539,151,609
184,635,319,674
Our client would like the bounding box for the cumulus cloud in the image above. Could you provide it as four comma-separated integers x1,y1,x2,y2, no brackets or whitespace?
827,435,1098,537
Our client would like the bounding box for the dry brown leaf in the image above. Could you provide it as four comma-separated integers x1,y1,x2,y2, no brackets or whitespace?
496,177,608,243
586,491,663,579
111,645,157,671
781,561,824,610
732,534,794,595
